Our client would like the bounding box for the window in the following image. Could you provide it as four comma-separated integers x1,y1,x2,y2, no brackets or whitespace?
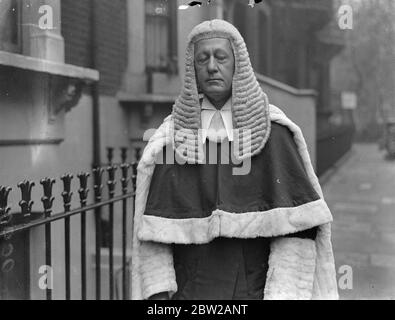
145,0,177,73
0,0,21,53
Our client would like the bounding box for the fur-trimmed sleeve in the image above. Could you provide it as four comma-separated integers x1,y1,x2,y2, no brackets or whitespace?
266,105,338,300
131,170,178,300
137,241,178,299
131,169,178,299
264,237,316,300
131,118,178,300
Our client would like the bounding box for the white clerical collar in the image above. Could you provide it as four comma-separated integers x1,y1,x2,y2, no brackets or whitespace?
201,96,233,143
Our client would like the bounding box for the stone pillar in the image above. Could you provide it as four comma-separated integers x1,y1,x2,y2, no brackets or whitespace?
21,0,65,62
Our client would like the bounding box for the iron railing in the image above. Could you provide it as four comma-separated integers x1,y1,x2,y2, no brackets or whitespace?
0,148,138,300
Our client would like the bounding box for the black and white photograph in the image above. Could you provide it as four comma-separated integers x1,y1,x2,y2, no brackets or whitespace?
0,0,394,304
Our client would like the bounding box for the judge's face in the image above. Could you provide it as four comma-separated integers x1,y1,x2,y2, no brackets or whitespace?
194,38,235,103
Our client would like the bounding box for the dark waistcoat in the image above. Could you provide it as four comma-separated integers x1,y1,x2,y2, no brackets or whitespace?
172,237,271,300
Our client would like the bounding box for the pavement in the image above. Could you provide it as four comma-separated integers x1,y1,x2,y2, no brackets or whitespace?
322,143,395,299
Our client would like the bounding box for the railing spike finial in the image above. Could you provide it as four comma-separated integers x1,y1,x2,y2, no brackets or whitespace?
77,172,90,205
107,165,118,198
131,162,138,192
60,174,73,211
107,147,114,166
40,178,56,214
17,180,35,218
120,164,130,194
120,147,128,164
92,167,104,202
0,186,12,226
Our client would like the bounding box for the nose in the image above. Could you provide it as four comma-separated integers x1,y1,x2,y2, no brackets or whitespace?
207,56,218,73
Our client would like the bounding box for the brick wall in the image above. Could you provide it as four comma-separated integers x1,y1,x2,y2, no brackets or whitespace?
61,0,128,96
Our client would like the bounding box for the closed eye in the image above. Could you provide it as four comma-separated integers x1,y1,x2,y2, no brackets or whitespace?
195,52,209,64
215,51,230,62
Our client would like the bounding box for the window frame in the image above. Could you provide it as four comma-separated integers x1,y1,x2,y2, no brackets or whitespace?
144,0,178,74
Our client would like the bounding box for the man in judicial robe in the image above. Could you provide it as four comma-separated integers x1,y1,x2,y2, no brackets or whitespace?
131,19,338,300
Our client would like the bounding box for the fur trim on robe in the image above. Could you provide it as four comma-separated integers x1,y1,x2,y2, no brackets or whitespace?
130,105,339,300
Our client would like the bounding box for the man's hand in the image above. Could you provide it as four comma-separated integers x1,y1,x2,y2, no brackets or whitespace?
148,292,170,300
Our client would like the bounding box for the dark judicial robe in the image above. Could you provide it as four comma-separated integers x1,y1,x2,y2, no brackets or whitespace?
144,122,319,300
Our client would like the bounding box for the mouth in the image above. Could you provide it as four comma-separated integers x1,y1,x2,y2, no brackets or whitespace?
206,79,223,83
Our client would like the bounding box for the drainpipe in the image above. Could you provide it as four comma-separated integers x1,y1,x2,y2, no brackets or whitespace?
89,0,103,300
90,0,101,169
